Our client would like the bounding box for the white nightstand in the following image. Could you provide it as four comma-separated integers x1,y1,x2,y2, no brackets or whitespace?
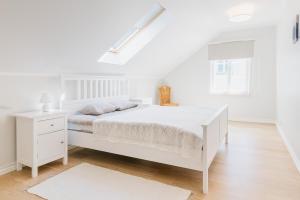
15,110,68,177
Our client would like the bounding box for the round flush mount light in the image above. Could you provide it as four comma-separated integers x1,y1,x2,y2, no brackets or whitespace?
229,14,252,22
227,3,254,23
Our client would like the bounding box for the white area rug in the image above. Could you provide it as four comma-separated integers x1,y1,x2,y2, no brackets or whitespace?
28,163,191,200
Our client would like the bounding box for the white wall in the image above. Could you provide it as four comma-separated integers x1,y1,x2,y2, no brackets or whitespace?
164,26,277,123
129,77,161,103
276,0,300,170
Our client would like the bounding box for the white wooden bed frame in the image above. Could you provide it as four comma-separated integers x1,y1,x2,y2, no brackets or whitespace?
61,75,228,194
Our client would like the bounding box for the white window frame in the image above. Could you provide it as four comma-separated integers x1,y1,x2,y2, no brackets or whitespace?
210,58,252,96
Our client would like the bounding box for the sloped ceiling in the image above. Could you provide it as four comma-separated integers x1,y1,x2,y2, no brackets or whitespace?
0,0,283,77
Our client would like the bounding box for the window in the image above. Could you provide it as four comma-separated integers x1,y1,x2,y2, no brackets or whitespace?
210,58,251,95
98,3,169,65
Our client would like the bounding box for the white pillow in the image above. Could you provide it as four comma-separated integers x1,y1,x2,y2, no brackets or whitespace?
79,104,104,115
110,100,138,111
79,102,117,115
98,102,117,113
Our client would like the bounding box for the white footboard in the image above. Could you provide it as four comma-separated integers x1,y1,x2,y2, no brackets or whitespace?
201,105,228,193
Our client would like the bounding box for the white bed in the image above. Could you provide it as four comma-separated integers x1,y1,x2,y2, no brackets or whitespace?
62,75,228,194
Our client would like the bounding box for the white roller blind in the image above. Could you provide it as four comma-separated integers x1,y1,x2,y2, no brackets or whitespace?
208,40,255,60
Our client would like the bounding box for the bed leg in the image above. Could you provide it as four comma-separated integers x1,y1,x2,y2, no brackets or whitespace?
203,168,208,194
202,126,208,194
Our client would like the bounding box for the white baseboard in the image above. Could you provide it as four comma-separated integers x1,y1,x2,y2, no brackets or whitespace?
0,162,16,176
230,118,275,124
0,147,76,176
276,124,300,174
68,145,77,150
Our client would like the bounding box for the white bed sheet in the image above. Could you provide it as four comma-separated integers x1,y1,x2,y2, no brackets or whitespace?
68,105,148,133
91,105,218,157
68,119,93,133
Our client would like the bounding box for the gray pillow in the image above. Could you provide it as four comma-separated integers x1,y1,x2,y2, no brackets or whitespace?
110,100,138,111
79,102,117,115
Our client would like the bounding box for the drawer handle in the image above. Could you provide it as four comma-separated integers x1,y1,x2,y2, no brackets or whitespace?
50,124,54,127
60,141,64,144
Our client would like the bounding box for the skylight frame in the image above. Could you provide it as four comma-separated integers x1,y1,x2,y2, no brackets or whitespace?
98,3,168,65
109,3,165,54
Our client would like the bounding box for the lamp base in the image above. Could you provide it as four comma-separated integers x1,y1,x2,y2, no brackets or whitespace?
42,103,51,112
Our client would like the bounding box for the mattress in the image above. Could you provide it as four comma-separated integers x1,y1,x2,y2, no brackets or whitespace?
68,115,94,133
68,105,147,133
68,105,221,157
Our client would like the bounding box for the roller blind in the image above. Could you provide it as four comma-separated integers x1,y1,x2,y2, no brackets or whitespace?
208,40,254,60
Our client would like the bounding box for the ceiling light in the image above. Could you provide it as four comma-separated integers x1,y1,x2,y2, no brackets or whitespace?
229,14,252,22
227,3,254,23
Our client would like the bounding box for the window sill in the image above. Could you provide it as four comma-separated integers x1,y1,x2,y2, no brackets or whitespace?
209,92,250,97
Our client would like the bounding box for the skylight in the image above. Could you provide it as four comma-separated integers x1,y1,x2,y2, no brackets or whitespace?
98,3,170,65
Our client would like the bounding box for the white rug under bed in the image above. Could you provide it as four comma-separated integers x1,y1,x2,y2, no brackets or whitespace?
27,163,191,200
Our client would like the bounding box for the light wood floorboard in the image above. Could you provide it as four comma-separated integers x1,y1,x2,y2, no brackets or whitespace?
1,122,300,200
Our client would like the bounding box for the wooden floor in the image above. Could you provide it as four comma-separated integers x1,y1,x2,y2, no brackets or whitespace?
1,122,300,200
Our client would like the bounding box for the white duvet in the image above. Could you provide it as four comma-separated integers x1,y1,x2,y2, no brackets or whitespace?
93,105,218,157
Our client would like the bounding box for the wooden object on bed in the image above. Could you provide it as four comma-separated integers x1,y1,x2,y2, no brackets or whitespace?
159,85,178,106
61,75,229,194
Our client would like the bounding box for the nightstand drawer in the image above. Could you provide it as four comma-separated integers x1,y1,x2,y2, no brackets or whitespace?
36,117,65,135
37,130,65,165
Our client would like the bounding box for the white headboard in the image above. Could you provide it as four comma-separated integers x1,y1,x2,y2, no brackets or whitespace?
61,75,130,113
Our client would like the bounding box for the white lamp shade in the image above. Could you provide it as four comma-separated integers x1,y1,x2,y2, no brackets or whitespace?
40,93,53,104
